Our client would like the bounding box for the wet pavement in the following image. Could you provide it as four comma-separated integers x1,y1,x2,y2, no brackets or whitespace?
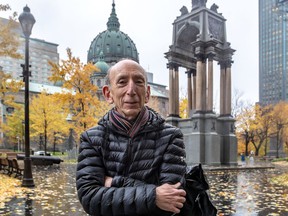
1,163,87,216
206,166,288,216
0,162,287,216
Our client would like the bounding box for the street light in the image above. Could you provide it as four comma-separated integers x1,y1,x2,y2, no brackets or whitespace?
19,5,36,187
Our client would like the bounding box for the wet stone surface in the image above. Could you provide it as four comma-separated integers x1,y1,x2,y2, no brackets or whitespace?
207,167,288,216
1,164,88,216
0,163,287,215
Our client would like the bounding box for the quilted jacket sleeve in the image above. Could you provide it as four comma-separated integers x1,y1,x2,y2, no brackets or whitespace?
76,130,157,216
158,127,186,184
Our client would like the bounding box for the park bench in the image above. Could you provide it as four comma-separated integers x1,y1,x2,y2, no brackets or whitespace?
8,158,24,178
0,157,10,174
0,151,24,177
17,154,63,166
6,152,24,159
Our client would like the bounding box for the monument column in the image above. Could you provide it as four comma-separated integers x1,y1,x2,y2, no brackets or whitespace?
195,55,205,111
175,66,180,116
219,62,226,115
187,70,193,113
192,69,196,110
207,55,214,112
168,62,179,117
201,58,207,111
225,61,232,116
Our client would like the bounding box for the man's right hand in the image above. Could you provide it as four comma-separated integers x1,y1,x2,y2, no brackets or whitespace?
155,182,186,214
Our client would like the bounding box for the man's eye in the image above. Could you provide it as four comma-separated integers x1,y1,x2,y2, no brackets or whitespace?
136,80,144,84
117,80,127,85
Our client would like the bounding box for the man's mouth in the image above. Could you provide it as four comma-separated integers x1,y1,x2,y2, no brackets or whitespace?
125,101,137,104
124,102,138,107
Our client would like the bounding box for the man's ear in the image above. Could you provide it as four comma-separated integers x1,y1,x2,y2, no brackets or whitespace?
145,86,151,103
102,85,114,104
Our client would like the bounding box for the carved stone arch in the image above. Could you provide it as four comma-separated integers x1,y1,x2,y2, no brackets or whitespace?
176,21,200,52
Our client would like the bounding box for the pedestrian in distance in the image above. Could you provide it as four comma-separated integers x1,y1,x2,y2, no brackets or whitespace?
76,59,187,216
240,152,246,166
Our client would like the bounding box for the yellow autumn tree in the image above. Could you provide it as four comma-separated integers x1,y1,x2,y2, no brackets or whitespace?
179,97,188,118
270,101,288,158
49,48,109,138
0,4,21,59
252,104,273,156
249,104,273,156
0,68,24,147
0,4,23,146
0,70,24,105
2,103,24,150
235,104,254,156
30,92,70,154
0,3,23,105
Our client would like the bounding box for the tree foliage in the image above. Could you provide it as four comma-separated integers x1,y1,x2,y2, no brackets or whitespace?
2,103,24,147
235,104,254,156
248,104,273,156
270,101,288,157
49,48,110,138
0,64,23,147
236,101,288,157
0,4,21,59
30,92,70,153
0,4,23,146
179,97,188,118
0,70,23,105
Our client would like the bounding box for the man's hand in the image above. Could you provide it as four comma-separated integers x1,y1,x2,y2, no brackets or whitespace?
156,182,186,214
105,176,113,187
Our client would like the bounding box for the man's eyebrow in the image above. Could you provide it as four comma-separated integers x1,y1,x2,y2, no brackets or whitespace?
115,74,127,80
134,74,145,79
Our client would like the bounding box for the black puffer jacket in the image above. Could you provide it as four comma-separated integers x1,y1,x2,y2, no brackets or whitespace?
76,108,186,216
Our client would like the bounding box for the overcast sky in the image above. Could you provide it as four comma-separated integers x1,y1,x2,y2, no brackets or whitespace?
2,0,259,104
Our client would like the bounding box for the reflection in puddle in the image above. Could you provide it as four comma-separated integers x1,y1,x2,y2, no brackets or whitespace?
24,193,33,216
207,169,288,216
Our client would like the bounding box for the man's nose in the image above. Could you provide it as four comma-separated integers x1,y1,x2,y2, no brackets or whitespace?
127,80,136,95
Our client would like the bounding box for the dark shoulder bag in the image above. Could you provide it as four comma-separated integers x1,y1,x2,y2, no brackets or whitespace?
180,164,217,216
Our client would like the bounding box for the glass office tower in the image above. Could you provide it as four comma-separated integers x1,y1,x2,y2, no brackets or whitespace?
259,0,288,105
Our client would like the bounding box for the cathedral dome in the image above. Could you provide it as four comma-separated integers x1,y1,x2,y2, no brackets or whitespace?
87,2,139,64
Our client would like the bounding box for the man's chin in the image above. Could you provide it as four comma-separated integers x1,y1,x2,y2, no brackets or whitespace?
122,108,141,120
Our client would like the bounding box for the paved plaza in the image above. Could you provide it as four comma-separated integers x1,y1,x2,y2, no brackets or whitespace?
0,161,287,216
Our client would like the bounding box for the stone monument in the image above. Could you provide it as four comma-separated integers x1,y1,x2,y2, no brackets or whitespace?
165,0,237,166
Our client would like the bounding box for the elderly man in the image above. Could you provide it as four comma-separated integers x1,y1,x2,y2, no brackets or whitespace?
76,59,187,216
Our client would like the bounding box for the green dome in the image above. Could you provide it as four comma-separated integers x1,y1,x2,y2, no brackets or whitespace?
87,2,139,64
94,52,110,74
95,61,109,74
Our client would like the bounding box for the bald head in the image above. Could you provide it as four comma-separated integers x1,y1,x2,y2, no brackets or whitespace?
106,59,147,86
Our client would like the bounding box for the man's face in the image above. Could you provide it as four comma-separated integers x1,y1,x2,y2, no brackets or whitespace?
103,59,150,120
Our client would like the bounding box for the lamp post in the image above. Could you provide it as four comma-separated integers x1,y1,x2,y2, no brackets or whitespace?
19,5,36,187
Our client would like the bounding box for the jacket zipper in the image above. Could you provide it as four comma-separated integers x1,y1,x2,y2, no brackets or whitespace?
124,138,132,177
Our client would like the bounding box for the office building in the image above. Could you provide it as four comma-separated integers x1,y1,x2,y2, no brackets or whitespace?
0,17,59,85
259,0,288,105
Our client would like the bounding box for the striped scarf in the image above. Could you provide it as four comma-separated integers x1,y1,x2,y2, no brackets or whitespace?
109,106,149,138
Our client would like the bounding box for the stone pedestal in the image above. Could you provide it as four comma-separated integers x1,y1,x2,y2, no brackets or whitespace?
167,113,237,166
217,116,238,166
176,112,222,166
